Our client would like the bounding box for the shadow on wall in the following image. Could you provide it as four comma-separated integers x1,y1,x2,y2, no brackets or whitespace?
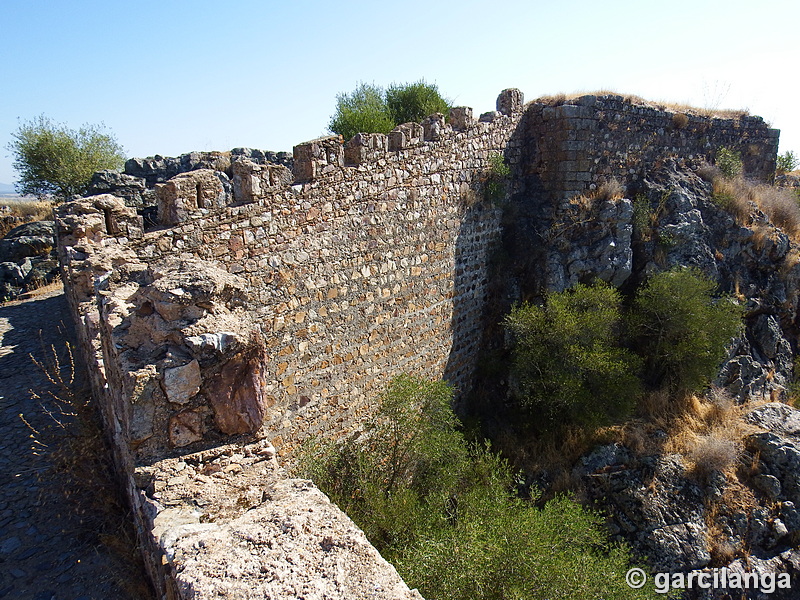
442,106,537,407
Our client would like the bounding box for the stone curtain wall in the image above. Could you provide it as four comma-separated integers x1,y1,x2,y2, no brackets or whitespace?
130,95,523,457
59,90,525,466
55,90,524,599
525,94,780,199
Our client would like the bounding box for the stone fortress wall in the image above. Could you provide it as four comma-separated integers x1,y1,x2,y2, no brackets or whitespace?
55,89,780,599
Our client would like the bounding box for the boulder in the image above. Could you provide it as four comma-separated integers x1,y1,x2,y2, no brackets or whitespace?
87,170,147,208
0,220,55,263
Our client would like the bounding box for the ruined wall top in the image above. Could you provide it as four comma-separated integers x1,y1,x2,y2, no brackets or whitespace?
524,93,780,198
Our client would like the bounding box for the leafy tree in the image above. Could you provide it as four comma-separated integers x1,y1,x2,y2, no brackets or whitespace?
328,82,395,141
504,282,641,428
9,115,126,200
630,268,743,393
300,374,660,600
385,79,451,125
329,80,451,140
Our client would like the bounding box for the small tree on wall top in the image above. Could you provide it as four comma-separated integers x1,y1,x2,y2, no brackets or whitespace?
329,80,451,140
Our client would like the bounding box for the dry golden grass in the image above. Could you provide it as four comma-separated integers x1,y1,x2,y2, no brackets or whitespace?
699,166,800,243
0,199,54,238
753,185,800,239
1,198,53,219
710,177,752,224
672,112,690,129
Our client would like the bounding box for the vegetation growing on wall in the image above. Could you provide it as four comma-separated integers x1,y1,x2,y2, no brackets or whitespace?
329,80,451,140
300,374,660,600
776,150,798,175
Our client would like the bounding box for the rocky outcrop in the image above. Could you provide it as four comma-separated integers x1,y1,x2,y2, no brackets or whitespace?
88,170,149,209
0,220,59,301
545,195,633,291
575,444,710,572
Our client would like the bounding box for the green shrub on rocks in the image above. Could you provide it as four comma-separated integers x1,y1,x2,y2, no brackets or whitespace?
630,268,743,394
386,80,451,126
776,150,798,175
300,375,659,600
505,282,642,428
328,82,396,141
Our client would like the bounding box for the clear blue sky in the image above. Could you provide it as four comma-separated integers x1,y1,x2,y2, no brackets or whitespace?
1,0,798,185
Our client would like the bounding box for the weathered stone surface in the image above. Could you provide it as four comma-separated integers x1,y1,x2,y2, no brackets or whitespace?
422,113,447,141
206,344,270,435
169,409,204,447
575,446,710,572
545,197,633,291
163,360,201,405
449,106,474,130
88,170,148,208
231,159,292,204
746,404,800,507
124,151,232,187
155,169,230,226
344,133,388,166
496,88,524,116
388,122,424,151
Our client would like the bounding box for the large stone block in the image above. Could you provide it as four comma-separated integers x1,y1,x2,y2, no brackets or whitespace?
388,123,424,151
155,169,230,226
497,88,524,116
206,342,271,435
449,106,474,131
292,136,343,182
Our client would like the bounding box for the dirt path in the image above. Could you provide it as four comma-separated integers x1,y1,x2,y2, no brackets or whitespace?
0,285,152,600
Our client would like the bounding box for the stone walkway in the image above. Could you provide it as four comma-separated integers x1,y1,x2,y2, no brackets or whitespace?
0,286,152,600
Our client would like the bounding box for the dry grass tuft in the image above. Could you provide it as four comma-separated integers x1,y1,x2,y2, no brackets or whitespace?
0,199,54,237
25,338,154,598
753,185,800,239
594,178,625,201
672,113,690,129
710,177,752,224
688,434,739,481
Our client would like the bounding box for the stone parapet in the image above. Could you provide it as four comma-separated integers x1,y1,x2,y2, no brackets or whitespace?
525,94,780,199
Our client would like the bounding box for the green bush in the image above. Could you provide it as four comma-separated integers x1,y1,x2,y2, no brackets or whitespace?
386,80,451,125
328,82,395,141
630,268,743,393
484,153,511,204
300,374,659,600
777,150,799,175
715,147,743,178
329,80,451,140
504,283,641,428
